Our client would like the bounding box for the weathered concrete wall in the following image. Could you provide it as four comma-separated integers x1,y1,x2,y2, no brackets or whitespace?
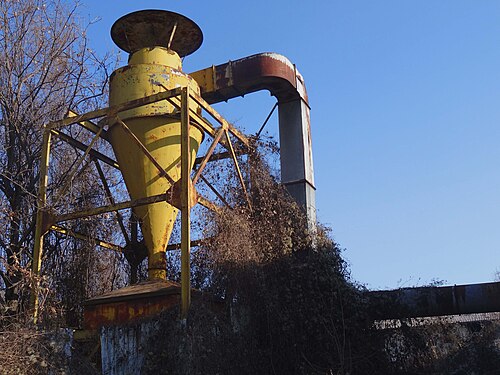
101,321,158,375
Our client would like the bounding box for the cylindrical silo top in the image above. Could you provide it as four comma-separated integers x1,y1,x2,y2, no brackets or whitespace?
111,9,203,57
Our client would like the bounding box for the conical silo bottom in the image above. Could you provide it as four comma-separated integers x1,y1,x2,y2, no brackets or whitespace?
108,116,203,280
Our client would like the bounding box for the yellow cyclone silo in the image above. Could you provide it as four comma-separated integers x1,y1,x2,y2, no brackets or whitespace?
108,10,204,280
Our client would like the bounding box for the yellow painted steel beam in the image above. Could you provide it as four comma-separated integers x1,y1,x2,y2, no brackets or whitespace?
93,160,130,244
54,192,174,223
167,96,240,153
199,175,232,209
224,129,252,209
48,87,183,130
50,129,119,169
112,117,176,186
197,195,220,213
51,225,210,254
190,91,249,147
50,225,124,252
166,96,220,139
56,125,104,201
180,87,191,319
192,128,224,184
67,110,110,141
31,129,52,323
166,238,206,251
189,110,220,139
194,151,238,166
53,223,211,254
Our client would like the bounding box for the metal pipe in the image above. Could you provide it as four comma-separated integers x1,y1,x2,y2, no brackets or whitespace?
189,53,309,104
190,53,316,227
367,281,500,320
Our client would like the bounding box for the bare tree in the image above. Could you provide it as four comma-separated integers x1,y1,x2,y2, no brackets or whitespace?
0,0,111,312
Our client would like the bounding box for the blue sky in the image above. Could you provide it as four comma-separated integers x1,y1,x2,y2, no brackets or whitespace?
81,1,500,290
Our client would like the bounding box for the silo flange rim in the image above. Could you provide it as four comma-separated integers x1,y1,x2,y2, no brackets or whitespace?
111,9,203,57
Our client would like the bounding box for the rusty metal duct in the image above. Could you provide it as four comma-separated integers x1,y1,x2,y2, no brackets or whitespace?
190,53,317,227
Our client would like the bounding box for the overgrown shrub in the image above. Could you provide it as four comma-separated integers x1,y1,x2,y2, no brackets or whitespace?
142,143,386,374
382,317,500,374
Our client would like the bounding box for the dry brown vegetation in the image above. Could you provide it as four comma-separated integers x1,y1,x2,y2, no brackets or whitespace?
139,142,387,374
0,1,123,373
0,0,119,313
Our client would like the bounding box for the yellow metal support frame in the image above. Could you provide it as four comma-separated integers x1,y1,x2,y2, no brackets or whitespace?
31,130,51,323
180,87,191,319
31,87,250,322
